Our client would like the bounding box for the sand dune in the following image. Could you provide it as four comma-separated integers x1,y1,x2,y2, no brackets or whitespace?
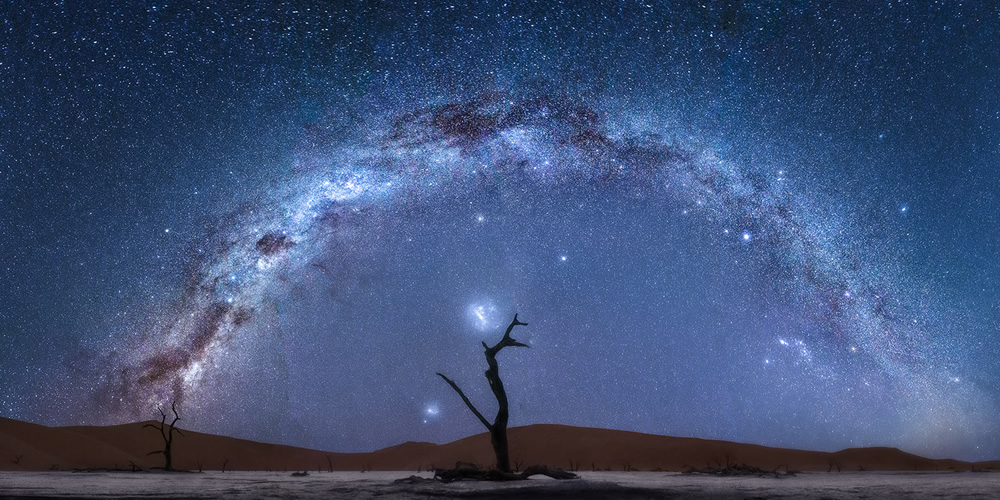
1,417,994,473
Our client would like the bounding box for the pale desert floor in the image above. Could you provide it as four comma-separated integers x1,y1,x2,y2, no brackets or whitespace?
1,470,998,499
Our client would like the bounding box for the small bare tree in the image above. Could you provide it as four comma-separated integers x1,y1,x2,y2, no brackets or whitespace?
144,402,185,471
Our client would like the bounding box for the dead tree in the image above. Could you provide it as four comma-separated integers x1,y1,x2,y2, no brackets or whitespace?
435,314,576,482
144,402,185,471
437,314,529,474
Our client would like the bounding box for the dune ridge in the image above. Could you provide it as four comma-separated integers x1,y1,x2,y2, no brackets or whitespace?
1,417,996,473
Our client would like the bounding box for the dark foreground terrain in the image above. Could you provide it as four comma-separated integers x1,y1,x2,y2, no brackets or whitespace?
2,471,999,499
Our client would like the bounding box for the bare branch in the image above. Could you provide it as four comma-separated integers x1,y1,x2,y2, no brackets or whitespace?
436,372,492,431
146,450,164,456
502,313,527,340
170,402,181,424
499,314,527,344
488,314,530,353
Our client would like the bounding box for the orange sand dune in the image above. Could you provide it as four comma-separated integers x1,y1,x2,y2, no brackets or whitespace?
0,417,993,473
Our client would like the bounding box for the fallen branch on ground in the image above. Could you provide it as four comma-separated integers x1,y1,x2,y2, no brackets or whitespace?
434,463,579,483
683,463,796,478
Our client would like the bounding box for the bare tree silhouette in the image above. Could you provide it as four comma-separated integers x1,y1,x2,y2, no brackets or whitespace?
437,314,528,473
436,314,577,482
144,402,185,471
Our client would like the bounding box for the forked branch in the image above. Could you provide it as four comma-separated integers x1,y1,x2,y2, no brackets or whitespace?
484,313,529,354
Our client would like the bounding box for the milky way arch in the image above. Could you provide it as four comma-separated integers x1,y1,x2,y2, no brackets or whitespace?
99,92,954,428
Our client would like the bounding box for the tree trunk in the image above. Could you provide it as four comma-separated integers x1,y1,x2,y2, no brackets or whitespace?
164,443,172,471
490,429,510,473
484,338,512,472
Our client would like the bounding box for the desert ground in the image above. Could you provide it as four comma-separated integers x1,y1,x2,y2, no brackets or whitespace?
2,470,1000,499
3,417,999,498
4,417,997,474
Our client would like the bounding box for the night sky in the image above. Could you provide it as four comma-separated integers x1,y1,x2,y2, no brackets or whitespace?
2,1,999,462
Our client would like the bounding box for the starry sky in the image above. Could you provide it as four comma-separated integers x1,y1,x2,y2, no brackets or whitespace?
2,1,999,461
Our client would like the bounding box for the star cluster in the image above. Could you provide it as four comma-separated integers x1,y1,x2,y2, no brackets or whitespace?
1,1,998,460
